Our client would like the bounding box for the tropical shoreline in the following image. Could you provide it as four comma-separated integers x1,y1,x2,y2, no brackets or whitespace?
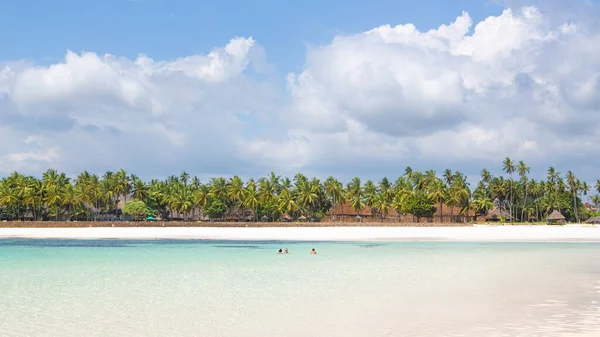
1,225,600,242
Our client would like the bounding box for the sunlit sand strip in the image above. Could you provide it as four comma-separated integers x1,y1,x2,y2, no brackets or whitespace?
0,225,600,241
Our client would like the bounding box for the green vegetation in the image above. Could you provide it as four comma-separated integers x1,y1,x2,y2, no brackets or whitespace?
0,158,598,223
122,200,149,220
403,192,436,222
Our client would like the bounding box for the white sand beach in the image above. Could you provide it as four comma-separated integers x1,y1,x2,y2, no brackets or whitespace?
1,225,600,241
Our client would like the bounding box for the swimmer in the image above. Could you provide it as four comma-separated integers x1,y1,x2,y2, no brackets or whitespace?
278,249,283,254
284,248,289,254
310,248,317,254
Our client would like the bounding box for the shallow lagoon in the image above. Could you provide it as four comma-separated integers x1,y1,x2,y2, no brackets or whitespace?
1,240,600,336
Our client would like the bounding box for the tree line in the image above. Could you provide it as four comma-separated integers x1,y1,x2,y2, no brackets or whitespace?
0,157,599,223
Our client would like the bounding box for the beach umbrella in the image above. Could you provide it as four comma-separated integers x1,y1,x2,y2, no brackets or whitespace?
146,216,154,221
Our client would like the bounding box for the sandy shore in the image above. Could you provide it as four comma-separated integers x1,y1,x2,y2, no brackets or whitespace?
1,225,600,241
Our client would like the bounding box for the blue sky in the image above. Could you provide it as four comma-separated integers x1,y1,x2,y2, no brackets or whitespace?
1,0,600,183
1,0,503,73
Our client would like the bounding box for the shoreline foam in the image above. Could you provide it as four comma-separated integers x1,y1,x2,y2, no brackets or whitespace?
1,225,600,242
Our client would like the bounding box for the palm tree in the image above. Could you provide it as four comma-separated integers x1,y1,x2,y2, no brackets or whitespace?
44,184,62,221
277,187,297,220
547,167,560,196
193,187,209,220
62,184,77,220
471,189,493,215
180,171,190,186
131,178,148,201
428,178,447,223
209,177,228,202
173,186,194,219
581,181,590,205
404,166,413,180
517,160,530,222
363,180,377,216
114,169,131,207
268,172,281,195
443,169,454,187
566,171,579,223
372,190,391,221
227,176,246,218
346,177,364,218
324,177,344,221
0,182,19,220
592,195,600,210
502,157,516,221
448,175,470,222
391,191,407,222
296,180,318,218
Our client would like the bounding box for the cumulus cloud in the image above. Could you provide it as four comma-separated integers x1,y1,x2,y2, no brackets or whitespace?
246,3,600,180
1,2,600,182
0,37,279,177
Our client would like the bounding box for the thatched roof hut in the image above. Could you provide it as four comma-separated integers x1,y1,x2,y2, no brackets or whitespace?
585,216,600,224
484,207,513,221
298,215,307,221
484,199,513,221
483,198,513,221
547,210,566,223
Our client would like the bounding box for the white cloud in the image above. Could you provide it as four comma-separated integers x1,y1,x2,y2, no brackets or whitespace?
246,4,600,180
0,37,277,177
1,3,600,182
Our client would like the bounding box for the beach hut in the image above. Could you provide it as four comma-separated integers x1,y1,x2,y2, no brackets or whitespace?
585,216,600,224
484,199,513,222
547,210,566,224
298,215,307,222
484,208,513,222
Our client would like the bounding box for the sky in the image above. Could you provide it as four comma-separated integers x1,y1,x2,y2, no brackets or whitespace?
0,0,599,184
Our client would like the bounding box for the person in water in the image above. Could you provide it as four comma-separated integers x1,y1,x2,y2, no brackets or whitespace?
310,248,317,254
278,249,283,254
284,248,289,254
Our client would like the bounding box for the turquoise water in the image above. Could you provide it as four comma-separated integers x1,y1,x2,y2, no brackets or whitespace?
1,240,600,336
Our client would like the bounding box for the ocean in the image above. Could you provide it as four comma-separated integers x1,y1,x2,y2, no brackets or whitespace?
1,239,599,336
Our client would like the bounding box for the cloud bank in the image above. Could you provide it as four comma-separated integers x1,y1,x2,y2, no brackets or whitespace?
1,4,599,181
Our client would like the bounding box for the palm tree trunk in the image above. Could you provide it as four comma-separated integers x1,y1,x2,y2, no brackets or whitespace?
509,179,513,222
573,192,579,223
332,195,335,221
521,185,527,222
